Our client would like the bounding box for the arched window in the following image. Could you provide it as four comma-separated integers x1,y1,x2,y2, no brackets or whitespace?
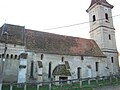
105,13,109,20
30,61,34,78
15,55,17,59
62,57,64,62
111,57,114,63
2,54,4,58
11,54,13,59
81,56,84,60
95,62,99,72
77,67,81,79
48,62,52,78
14,44,16,47
109,34,111,40
6,54,9,58
93,15,96,22
41,54,44,60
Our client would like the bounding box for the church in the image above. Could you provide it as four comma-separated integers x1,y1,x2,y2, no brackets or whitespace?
0,0,119,83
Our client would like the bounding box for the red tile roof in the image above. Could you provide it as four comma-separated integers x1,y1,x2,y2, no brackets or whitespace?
0,24,25,45
0,24,106,57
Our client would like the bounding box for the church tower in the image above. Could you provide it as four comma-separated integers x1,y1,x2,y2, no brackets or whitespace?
86,0,119,75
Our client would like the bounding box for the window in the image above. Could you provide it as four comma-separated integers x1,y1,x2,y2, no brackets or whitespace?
105,13,109,20
15,55,17,59
93,15,96,22
77,67,81,79
14,44,16,47
37,61,43,68
48,62,52,78
62,57,64,62
111,57,114,63
81,56,84,60
2,54,4,58
0,55,1,58
41,54,44,60
109,34,111,40
30,61,34,78
10,54,13,59
95,62,99,72
6,54,9,59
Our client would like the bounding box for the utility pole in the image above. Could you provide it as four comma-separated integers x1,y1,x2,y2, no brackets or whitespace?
0,30,8,90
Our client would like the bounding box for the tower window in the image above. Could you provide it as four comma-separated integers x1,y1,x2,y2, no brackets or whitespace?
95,62,99,72
109,34,111,40
111,57,114,63
105,13,109,20
93,15,96,22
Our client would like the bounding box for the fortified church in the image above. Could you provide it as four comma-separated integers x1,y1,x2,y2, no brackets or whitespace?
0,0,119,83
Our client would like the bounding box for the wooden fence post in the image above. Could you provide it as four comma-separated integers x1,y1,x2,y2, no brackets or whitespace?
0,82,2,90
115,76,118,82
96,77,98,84
60,80,63,90
37,84,39,90
79,79,82,87
48,79,52,90
49,83,51,90
24,84,26,90
110,76,112,83
10,84,13,90
88,79,91,85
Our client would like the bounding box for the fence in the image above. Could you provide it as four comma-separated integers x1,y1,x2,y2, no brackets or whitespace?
1,75,120,90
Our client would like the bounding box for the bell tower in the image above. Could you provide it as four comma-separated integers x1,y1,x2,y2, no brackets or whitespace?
86,0,119,75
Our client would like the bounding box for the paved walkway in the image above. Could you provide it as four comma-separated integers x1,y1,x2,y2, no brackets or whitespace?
94,85,120,90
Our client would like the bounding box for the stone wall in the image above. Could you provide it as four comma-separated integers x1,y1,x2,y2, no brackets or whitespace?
0,43,25,82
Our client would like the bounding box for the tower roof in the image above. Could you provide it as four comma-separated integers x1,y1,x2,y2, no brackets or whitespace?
87,0,113,12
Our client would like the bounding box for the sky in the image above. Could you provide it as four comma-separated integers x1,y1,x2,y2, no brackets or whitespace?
0,0,120,53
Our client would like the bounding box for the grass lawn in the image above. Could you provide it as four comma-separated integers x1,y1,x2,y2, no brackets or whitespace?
2,77,120,90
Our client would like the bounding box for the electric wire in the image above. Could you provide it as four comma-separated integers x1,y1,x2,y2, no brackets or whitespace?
44,14,120,30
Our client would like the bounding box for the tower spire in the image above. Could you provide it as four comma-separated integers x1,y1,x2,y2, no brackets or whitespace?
86,0,113,12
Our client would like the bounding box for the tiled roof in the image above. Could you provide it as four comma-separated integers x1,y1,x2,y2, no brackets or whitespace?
0,24,106,57
87,0,113,12
26,29,105,57
0,24,25,45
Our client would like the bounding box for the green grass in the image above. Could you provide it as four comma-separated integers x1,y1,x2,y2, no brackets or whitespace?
2,77,120,90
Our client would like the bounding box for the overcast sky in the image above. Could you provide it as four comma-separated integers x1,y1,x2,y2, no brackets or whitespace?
0,0,120,53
